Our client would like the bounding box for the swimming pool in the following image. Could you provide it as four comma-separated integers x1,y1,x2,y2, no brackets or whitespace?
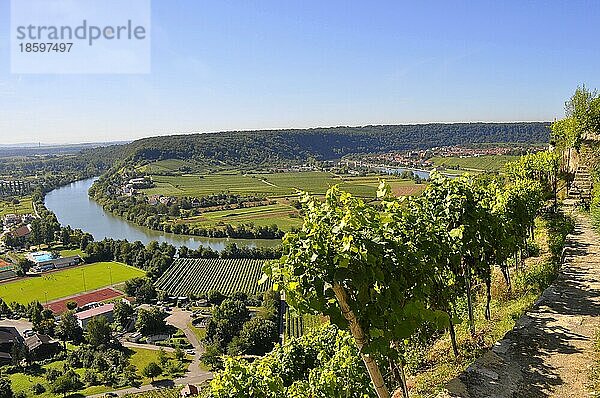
30,251,56,263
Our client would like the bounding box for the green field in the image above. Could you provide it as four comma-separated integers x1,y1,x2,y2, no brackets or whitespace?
0,196,33,217
430,155,519,171
177,203,303,230
144,171,425,231
0,262,145,304
142,171,424,199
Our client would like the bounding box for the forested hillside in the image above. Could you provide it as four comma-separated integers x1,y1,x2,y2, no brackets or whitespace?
118,122,549,167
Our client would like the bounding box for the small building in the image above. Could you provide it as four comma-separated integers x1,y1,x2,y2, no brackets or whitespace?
28,252,82,273
9,224,31,239
24,334,60,360
75,303,115,329
181,384,200,397
3,214,21,226
0,326,24,365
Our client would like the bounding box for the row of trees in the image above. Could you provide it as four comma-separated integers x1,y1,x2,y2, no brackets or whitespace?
264,159,552,397
201,290,281,370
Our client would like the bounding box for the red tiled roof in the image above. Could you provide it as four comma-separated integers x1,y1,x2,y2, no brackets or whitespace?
75,303,115,320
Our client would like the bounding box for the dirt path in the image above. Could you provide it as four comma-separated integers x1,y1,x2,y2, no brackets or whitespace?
444,210,600,398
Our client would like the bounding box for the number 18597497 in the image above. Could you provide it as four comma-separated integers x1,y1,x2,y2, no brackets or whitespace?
19,42,73,53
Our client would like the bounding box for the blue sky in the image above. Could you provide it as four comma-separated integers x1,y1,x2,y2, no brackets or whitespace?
0,0,599,144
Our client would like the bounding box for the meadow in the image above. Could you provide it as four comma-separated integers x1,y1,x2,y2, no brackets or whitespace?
0,261,145,304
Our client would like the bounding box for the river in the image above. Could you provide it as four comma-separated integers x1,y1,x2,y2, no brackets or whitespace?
44,178,280,251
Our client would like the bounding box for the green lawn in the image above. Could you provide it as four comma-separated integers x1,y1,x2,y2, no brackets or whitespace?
429,155,520,171
58,248,85,257
8,348,165,397
0,196,34,217
0,262,145,304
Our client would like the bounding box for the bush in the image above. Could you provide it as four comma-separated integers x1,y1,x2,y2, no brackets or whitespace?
31,383,46,394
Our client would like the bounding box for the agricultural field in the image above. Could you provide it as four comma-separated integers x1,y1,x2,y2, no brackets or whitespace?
141,171,424,199
175,203,303,230
155,258,271,296
136,159,202,174
0,261,145,304
0,196,33,216
429,154,520,171
122,388,182,398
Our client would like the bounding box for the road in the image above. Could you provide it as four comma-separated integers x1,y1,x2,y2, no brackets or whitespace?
166,308,213,385
88,309,212,397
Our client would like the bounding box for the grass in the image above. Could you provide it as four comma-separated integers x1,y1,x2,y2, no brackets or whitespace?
407,211,574,397
58,248,85,257
188,322,207,341
429,155,520,171
8,348,171,397
0,261,145,304
0,196,33,217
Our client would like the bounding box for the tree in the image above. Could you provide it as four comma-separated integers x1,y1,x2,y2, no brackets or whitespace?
231,317,278,356
157,347,169,366
50,369,81,397
85,316,113,347
113,301,134,329
66,301,78,311
207,290,226,305
266,185,451,397
0,377,13,398
204,299,249,349
55,311,83,345
141,362,162,382
174,346,186,362
135,307,167,336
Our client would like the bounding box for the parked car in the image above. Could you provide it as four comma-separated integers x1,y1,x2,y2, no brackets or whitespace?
186,349,195,355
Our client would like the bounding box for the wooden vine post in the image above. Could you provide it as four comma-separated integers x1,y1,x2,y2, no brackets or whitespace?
332,282,390,398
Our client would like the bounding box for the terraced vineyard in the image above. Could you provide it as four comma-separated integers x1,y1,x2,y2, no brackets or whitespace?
122,388,182,398
284,306,325,340
155,258,271,296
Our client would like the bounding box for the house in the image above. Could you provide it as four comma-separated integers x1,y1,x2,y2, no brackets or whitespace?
75,303,115,329
3,214,21,226
24,334,60,359
0,326,24,365
28,252,82,273
9,224,31,239
180,384,200,397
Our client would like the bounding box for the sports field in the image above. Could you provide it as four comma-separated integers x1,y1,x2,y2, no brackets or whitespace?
0,262,145,304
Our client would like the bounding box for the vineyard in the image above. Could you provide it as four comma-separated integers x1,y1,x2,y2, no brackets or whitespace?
284,305,325,340
122,388,182,398
155,258,272,296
